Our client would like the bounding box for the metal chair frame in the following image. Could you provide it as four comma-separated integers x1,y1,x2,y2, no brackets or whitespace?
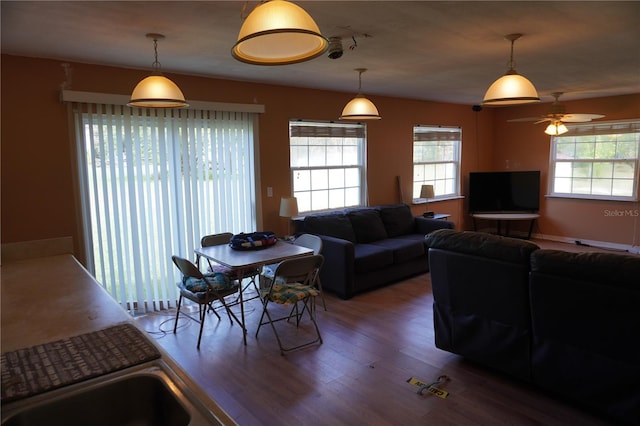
260,233,327,311
255,254,324,355
172,255,242,349
198,232,261,301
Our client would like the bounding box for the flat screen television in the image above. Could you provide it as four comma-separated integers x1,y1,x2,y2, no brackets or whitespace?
468,171,540,213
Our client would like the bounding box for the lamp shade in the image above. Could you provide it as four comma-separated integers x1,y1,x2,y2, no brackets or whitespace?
279,196,299,218
482,71,540,106
340,68,381,120
420,184,435,199
482,33,540,106
340,95,381,120
545,121,569,136
128,75,188,108
232,0,328,65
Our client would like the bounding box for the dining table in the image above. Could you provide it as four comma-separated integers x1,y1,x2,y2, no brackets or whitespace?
193,241,313,345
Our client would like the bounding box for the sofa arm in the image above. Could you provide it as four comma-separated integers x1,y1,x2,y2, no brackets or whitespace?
415,216,455,235
316,235,356,299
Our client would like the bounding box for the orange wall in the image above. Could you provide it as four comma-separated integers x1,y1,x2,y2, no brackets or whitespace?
2,54,639,262
490,95,640,245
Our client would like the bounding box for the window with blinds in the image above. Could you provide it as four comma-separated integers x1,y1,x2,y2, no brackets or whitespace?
412,125,462,199
549,119,640,201
289,120,366,213
72,103,257,313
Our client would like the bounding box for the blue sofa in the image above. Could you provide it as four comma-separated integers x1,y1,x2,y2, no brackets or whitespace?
300,203,454,299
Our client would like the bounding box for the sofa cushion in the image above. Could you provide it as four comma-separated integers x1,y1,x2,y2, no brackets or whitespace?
378,204,415,237
353,244,394,273
304,213,356,243
348,209,388,243
370,237,425,263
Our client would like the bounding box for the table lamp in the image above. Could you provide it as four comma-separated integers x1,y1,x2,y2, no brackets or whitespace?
420,184,435,218
279,196,299,238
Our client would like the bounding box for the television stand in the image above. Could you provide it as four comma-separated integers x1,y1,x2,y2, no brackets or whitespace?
471,213,539,239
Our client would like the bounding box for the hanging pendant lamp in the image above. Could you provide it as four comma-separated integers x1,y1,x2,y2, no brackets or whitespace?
128,34,188,108
232,0,328,65
482,33,540,106
340,68,381,120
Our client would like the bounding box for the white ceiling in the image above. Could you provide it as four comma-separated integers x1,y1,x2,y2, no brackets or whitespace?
2,1,639,105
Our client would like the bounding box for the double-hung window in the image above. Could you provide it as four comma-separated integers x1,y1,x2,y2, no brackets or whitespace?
549,120,640,201
289,120,366,213
412,125,462,199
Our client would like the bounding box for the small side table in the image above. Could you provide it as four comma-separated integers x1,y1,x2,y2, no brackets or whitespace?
421,213,451,220
433,213,451,220
471,213,539,239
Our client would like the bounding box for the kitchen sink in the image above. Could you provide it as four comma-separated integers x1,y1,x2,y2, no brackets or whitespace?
1,361,226,426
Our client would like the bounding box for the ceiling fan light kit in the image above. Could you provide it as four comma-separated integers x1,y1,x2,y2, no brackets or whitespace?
545,121,569,135
508,92,605,135
128,34,188,108
231,0,328,65
340,68,381,120
483,33,540,106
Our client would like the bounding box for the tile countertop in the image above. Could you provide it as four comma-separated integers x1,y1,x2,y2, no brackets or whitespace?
1,254,236,425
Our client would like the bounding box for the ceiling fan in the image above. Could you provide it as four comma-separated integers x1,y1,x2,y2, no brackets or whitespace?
508,92,605,135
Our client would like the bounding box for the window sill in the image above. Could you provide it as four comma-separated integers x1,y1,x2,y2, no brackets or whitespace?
411,195,464,205
545,194,638,202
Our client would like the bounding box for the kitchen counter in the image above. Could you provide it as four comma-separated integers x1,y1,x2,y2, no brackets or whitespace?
1,254,236,425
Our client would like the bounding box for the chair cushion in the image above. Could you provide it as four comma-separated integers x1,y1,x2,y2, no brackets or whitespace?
183,272,232,293
304,213,356,242
348,209,388,243
264,283,319,304
378,204,415,237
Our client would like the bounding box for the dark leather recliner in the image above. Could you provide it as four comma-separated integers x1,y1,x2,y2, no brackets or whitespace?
426,229,640,424
426,229,540,381
529,249,640,424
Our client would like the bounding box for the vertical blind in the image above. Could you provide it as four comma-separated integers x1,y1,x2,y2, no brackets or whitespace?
72,103,257,314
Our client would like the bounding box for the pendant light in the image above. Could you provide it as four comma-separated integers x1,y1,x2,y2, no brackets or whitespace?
544,120,569,136
482,33,540,106
128,34,188,108
232,0,328,65
340,68,381,120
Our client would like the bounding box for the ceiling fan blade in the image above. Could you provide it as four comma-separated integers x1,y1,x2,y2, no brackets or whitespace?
507,117,544,123
561,113,605,123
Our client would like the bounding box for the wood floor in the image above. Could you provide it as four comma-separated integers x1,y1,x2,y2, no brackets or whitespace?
135,239,617,426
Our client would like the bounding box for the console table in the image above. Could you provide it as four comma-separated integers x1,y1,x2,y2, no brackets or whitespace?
471,213,539,239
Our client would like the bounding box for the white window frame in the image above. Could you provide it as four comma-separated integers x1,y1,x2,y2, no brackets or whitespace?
548,119,640,201
412,125,462,200
289,120,367,213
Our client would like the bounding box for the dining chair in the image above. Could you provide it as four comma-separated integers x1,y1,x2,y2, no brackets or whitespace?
255,254,324,355
198,232,261,298
260,233,327,311
172,255,241,349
